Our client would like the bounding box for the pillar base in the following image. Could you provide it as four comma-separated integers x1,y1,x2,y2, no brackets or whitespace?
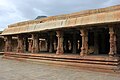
56,50,64,55
80,52,87,56
109,52,116,57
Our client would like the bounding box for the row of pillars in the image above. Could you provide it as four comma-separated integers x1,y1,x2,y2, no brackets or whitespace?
4,27,117,57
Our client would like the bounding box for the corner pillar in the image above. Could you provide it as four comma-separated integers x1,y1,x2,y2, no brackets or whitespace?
56,30,64,55
80,28,88,56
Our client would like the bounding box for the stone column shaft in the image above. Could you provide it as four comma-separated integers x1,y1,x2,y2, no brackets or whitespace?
4,36,12,52
17,35,24,53
56,30,64,55
80,29,88,56
109,27,117,57
32,34,39,53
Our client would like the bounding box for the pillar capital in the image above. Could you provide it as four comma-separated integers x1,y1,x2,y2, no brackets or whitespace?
56,30,63,38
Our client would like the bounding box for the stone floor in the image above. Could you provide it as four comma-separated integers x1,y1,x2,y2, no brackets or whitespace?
0,56,120,80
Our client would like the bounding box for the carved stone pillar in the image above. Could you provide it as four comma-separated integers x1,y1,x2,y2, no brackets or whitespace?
17,35,24,53
49,32,54,53
72,32,77,53
80,28,88,56
4,36,12,52
32,33,39,53
56,30,64,55
109,27,117,57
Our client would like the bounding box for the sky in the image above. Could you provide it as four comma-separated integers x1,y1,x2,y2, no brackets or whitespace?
0,0,120,31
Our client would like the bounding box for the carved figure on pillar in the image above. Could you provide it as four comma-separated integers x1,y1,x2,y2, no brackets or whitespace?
80,28,88,56
109,27,117,57
56,30,64,55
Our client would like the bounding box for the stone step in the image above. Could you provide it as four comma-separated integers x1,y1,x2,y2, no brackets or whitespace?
7,54,119,66
3,56,119,71
3,53,120,70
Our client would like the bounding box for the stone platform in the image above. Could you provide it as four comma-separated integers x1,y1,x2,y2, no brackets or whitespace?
3,52,120,72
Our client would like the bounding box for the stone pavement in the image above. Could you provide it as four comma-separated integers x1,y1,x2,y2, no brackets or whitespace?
0,56,120,80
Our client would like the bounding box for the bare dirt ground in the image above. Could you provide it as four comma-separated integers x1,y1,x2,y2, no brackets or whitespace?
0,56,120,80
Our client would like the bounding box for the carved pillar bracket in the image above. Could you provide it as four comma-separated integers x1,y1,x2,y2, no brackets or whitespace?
4,36,12,52
109,27,117,57
32,33,39,53
17,35,24,53
80,28,88,56
56,30,64,55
